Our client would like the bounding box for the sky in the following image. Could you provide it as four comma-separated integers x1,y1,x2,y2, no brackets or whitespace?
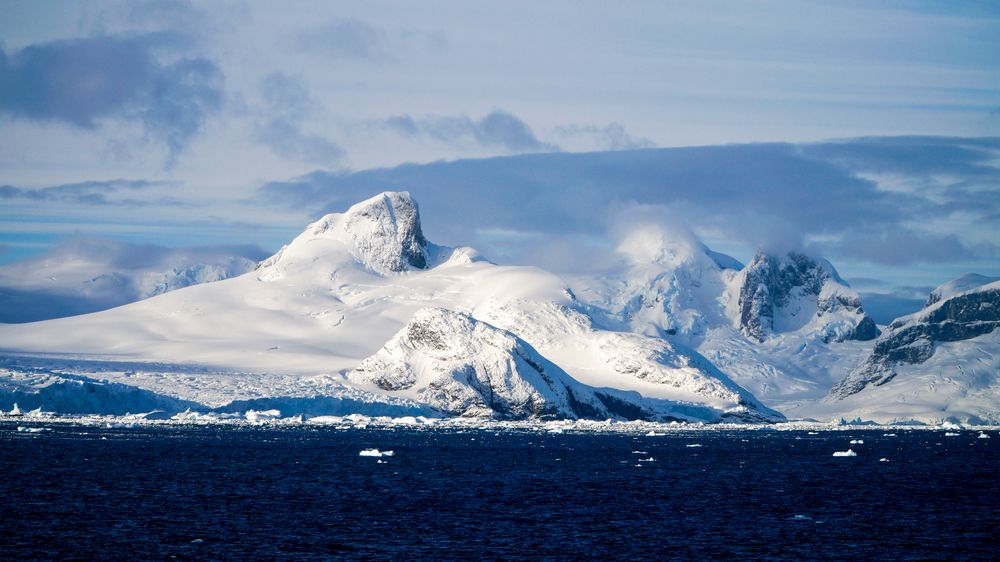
1,0,998,308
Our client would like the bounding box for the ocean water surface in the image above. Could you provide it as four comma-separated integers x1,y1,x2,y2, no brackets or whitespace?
2,423,998,560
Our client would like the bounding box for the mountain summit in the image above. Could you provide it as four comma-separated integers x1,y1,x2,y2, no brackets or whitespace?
736,251,879,343
259,191,431,276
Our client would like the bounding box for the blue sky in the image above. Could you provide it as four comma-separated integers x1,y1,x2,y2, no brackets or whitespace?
1,1,998,298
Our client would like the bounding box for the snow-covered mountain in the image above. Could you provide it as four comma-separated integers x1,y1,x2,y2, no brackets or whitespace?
569,230,879,412
0,192,780,422
734,251,879,344
0,238,262,323
818,277,1000,423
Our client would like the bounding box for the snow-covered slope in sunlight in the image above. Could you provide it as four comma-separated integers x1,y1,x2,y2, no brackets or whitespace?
0,192,779,422
925,273,999,307
817,278,1000,423
0,238,262,323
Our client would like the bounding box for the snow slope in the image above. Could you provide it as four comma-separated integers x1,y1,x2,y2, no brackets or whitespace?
0,192,779,422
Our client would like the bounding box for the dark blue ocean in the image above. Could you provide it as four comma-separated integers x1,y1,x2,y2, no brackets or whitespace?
2,423,998,560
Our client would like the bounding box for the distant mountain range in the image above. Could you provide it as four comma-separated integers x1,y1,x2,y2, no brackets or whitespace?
1,193,997,424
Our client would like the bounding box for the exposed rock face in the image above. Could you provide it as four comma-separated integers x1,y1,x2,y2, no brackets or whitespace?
737,251,879,342
347,308,612,419
829,283,1000,400
348,306,784,422
342,192,429,273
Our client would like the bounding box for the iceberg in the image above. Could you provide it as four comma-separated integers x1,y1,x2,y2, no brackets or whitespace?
359,449,394,457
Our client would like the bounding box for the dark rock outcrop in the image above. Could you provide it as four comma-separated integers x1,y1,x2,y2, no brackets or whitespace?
737,251,879,342
830,285,1000,400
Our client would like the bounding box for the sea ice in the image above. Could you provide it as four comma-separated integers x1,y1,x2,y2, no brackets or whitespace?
686,444,703,448
850,439,863,444
978,432,990,439
832,449,857,457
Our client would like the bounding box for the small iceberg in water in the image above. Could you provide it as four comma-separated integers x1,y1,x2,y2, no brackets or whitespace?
832,449,857,457
17,426,51,433
685,444,703,448
978,432,990,439
879,458,889,462
944,432,960,437
850,439,864,444
359,448,394,457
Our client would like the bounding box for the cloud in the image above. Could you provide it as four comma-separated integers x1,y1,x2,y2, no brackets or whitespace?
292,17,447,61
383,110,557,152
258,137,1000,269
253,72,344,164
293,18,388,60
807,228,982,266
0,33,223,165
552,123,656,151
0,179,186,206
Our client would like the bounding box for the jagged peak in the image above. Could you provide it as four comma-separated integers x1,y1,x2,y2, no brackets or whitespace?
260,191,431,275
745,250,846,286
737,249,876,342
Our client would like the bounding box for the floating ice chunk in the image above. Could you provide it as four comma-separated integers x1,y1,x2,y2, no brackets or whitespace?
631,451,648,454
879,458,889,462
686,444,703,448
191,539,204,544
807,432,819,435
944,432,960,437
9,403,21,416
17,426,50,433
245,409,281,423
940,421,962,430
850,439,864,444
646,431,664,437
359,448,394,457
637,457,655,462
978,432,990,439
832,449,857,457
883,433,897,437
307,415,344,424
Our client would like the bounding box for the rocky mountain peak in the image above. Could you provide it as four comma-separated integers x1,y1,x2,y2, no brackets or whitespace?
340,191,429,273
737,250,878,342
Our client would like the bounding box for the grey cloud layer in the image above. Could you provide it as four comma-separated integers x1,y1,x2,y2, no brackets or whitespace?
259,136,1000,268
384,110,557,152
254,72,344,164
0,33,223,164
0,179,184,207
